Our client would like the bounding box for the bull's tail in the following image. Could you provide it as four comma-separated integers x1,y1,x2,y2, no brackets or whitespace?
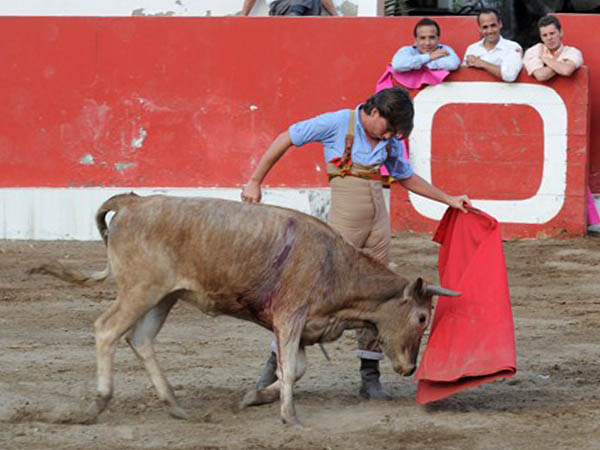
96,192,140,245
28,261,111,286
29,192,141,286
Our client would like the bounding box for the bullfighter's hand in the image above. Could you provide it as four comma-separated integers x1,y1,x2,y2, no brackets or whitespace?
241,181,262,203
447,195,471,213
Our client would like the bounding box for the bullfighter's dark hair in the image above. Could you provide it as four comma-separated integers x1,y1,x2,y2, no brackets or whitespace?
362,87,414,139
477,7,501,24
537,15,561,31
413,18,440,37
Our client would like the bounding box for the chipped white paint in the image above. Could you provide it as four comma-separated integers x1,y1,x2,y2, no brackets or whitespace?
410,82,568,224
249,105,258,111
136,97,172,113
79,154,95,165
131,127,147,148
0,0,374,16
114,162,137,172
0,187,389,240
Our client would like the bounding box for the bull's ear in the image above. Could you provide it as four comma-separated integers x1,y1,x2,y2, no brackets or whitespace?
406,277,426,300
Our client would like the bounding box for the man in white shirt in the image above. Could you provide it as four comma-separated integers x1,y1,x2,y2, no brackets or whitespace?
463,8,523,82
523,15,583,82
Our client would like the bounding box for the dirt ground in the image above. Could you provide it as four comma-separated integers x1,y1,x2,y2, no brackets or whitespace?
1,233,600,450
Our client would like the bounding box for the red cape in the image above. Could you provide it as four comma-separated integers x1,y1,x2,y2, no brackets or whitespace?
414,207,516,404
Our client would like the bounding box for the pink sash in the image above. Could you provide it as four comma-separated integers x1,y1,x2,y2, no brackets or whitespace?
375,64,449,92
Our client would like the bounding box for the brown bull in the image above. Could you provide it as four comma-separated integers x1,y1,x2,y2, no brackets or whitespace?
31,193,459,425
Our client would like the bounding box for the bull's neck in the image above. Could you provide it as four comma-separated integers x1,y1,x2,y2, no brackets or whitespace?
340,255,407,310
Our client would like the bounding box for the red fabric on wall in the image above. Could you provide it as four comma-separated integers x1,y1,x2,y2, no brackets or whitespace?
414,207,516,404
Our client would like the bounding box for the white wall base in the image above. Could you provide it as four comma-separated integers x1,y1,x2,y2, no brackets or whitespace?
0,187,390,240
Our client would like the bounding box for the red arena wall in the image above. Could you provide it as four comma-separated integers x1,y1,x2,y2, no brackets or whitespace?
555,14,599,193
0,16,592,238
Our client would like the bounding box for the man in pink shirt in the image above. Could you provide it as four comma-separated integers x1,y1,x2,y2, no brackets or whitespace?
523,15,583,82
524,15,599,236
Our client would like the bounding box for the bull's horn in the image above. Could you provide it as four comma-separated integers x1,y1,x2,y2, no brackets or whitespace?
424,285,461,297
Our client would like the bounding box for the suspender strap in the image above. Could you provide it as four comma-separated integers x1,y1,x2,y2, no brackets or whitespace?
340,109,355,170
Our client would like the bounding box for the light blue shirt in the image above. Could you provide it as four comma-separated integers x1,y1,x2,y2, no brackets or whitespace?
391,44,460,72
288,106,413,180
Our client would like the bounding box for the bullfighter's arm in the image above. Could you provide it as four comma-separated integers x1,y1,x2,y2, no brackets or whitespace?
242,131,294,203
398,173,470,212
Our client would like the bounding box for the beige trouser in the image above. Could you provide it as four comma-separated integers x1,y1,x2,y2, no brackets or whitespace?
328,170,391,359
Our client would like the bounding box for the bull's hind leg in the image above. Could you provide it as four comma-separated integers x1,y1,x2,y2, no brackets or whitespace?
87,284,168,423
239,347,306,409
124,293,188,420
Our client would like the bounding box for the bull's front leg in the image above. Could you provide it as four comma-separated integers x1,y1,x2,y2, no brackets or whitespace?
239,346,306,409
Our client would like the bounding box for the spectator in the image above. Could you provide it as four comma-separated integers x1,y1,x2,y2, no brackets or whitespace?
524,15,599,236
242,0,337,16
523,15,583,82
376,18,458,92
463,7,523,82
391,18,460,73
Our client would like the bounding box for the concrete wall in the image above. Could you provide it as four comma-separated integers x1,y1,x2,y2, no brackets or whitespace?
0,15,593,239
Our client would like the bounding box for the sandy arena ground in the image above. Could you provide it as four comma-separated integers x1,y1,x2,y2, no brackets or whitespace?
1,233,600,449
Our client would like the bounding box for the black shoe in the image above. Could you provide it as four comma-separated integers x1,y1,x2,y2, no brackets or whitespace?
256,352,278,390
359,358,392,400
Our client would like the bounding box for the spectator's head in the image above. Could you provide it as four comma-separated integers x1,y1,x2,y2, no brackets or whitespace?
538,15,563,52
477,8,502,47
413,18,441,55
362,88,414,140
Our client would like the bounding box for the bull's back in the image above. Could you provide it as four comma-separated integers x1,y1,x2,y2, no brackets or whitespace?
105,195,346,298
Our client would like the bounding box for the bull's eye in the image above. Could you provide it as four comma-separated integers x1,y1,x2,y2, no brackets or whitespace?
418,314,427,324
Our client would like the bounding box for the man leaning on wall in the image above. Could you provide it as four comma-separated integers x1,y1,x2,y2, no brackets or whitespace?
242,0,337,16
462,7,522,82
391,18,460,74
523,15,600,236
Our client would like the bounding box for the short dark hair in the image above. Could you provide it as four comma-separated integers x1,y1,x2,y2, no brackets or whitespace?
362,88,414,138
413,18,440,38
537,15,561,31
477,7,501,24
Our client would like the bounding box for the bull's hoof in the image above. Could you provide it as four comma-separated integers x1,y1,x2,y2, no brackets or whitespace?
167,405,189,420
282,416,304,428
239,389,260,409
239,388,279,409
86,395,110,423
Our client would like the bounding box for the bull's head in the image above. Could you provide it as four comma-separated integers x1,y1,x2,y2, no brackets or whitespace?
374,277,460,376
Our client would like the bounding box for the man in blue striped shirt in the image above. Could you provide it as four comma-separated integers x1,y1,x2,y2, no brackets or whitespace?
391,18,460,73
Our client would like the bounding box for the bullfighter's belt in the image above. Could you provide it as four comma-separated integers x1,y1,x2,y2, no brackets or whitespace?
327,109,393,186
327,167,383,182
